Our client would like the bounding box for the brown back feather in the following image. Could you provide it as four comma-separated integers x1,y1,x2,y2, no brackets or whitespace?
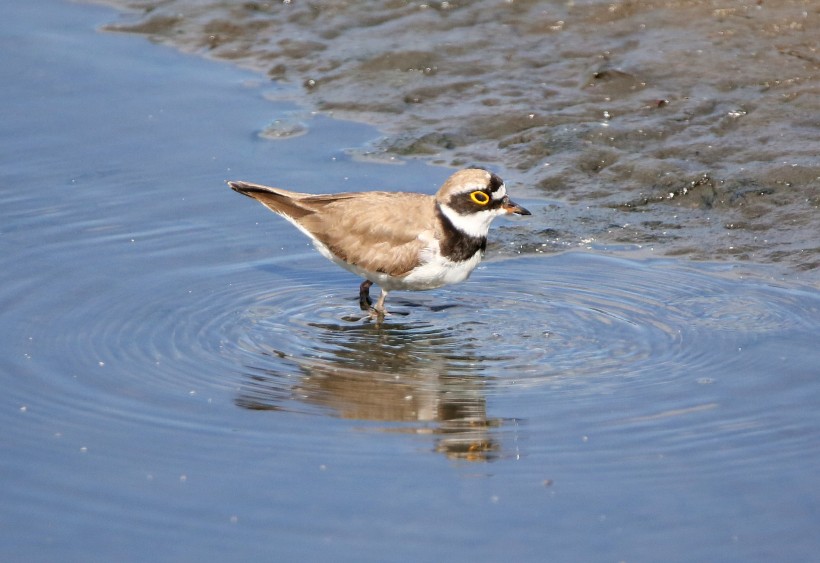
300,192,435,277
230,181,436,277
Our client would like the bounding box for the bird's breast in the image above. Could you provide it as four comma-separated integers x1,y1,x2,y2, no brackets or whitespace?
397,246,484,291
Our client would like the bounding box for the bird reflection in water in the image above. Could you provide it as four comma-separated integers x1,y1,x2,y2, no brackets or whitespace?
234,316,517,462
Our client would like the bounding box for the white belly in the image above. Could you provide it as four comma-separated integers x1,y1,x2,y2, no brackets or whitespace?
318,240,483,292
396,250,483,290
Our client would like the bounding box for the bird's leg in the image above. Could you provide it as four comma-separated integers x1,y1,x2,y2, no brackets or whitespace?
373,289,389,317
359,280,373,311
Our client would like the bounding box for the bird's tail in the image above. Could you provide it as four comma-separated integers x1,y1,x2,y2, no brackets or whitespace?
228,181,313,219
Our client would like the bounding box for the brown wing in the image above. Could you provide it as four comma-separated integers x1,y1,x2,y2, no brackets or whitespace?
299,192,436,277
229,181,436,277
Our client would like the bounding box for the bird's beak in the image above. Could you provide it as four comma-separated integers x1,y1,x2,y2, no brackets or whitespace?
501,196,531,216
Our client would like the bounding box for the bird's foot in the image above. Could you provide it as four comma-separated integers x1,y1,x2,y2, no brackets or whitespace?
368,305,387,321
369,290,389,323
359,281,388,322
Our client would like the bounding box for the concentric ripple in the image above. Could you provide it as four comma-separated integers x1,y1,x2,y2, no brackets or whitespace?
183,252,818,453
6,238,820,466
227,254,805,379
12,248,817,428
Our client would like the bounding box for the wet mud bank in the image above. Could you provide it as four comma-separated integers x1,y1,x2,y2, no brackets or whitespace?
94,0,819,278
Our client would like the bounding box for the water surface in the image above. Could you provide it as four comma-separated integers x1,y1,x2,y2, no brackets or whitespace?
1,1,819,562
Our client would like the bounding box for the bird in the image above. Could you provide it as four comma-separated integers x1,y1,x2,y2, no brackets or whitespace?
228,168,530,317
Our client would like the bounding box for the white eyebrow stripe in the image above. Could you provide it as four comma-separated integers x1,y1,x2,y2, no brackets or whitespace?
491,184,507,200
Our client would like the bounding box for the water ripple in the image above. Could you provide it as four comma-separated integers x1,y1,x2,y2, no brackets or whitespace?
9,249,818,461
200,253,816,459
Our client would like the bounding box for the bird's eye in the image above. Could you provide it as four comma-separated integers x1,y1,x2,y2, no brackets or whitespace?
470,191,490,205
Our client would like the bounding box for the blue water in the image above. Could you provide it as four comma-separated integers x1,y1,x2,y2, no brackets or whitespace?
1,1,819,561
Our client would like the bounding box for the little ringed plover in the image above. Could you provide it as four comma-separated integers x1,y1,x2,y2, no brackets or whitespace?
229,168,530,316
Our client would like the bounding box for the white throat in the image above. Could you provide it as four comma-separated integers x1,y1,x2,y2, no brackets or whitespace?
438,203,499,239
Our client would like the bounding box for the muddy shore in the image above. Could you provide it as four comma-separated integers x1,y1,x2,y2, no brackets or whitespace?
94,0,819,277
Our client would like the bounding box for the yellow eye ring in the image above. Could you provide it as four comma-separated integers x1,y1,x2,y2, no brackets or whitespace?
470,191,490,205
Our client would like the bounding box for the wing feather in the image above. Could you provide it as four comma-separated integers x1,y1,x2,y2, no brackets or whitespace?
230,181,437,278
299,192,436,277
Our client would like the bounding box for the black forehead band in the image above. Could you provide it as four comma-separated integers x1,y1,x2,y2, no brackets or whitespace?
487,173,504,193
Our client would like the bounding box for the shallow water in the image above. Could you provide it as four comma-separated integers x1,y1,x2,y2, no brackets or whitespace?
2,1,820,561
